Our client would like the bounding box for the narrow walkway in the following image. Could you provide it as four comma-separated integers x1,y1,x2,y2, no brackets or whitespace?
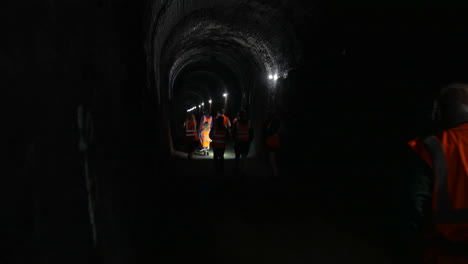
138,143,397,264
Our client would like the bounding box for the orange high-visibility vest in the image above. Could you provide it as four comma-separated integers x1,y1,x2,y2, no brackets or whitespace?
265,120,281,148
408,123,468,243
211,129,226,149
185,120,198,141
221,115,231,128
235,122,250,142
201,130,211,148
266,134,280,147
205,116,212,126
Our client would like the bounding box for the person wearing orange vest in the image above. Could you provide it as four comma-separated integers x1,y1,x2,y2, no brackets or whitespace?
264,113,282,178
199,109,213,132
200,122,212,156
210,116,229,173
183,113,199,160
407,83,468,263
232,110,253,176
219,108,231,131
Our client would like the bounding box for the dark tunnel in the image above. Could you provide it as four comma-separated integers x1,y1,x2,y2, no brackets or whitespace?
6,0,468,263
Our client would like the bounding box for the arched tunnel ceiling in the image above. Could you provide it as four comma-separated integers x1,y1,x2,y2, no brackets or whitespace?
174,69,237,99
146,0,304,102
169,44,250,99
164,6,301,87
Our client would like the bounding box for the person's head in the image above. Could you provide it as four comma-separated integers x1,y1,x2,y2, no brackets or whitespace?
204,109,210,115
216,116,225,129
188,113,196,121
220,108,226,115
216,110,221,117
434,83,468,127
238,110,248,124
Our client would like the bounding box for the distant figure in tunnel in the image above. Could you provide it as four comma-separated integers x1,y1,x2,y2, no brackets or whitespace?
407,83,468,264
183,113,199,160
200,122,211,156
211,116,229,173
264,112,282,179
199,109,213,132
219,108,231,131
232,110,253,176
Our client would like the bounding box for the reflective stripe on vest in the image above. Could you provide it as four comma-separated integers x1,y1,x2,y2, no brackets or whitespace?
423,135,468,224
201,131,211,141
236,123,250,141
212,130,226,148
186,121,198,137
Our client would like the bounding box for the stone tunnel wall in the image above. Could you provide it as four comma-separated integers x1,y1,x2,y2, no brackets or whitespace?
5,1,150,263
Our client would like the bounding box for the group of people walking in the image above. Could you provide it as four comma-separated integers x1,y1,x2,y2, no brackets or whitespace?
183,108,281,177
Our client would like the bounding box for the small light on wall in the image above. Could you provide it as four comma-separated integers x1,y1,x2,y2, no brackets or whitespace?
274,74,279,80
202,102,204,106
223,93,227,97
209,99,212,104
268,74,273,80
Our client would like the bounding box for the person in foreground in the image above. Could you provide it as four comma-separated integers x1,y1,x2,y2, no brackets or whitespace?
407,83,468,264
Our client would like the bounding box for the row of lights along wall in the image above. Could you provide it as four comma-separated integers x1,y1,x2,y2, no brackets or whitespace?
187,72,285,113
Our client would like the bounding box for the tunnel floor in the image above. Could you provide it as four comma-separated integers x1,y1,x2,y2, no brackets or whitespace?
135,143,399,264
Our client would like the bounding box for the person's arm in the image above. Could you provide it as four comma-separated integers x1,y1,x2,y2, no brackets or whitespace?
199,116,205,132
400,146,433,253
